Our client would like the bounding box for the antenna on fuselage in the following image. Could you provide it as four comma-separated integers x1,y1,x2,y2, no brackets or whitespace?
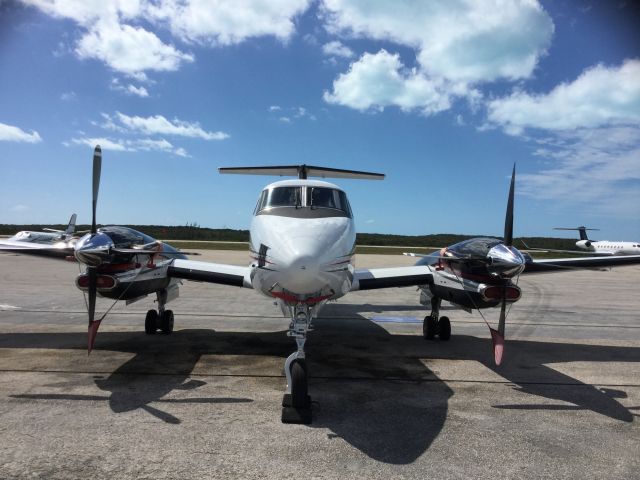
219,165,385,180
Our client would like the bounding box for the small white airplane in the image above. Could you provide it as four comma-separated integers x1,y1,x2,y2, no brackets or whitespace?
0,214,78,258
554,227,640,255
8,146,640,424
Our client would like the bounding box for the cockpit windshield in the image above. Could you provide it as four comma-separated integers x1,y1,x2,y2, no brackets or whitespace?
254,186,352,218
256,187,301,210
98,226,155,247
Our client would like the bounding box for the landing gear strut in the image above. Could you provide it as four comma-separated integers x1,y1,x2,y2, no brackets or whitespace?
282,304,313,424
423,296,451,341
144,289,174,335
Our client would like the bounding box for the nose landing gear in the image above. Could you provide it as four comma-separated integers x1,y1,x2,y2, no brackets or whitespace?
282,305,313,424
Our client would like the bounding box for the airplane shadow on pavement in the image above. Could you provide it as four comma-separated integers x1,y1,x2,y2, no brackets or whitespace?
1,311,638,464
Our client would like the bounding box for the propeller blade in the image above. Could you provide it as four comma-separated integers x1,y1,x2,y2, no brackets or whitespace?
91,146,102,235
87,266,101,354
491,291,508,366
489,328,505,366
504,164,515,247
498,295,507,338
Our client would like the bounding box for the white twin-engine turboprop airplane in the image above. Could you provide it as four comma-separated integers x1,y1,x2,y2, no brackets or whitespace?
68,150,434,423
7,146,640,424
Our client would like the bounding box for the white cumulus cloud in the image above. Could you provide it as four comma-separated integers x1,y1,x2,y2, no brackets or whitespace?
322,40,354,59
76,20,193,75
126,84,149,97
321,0,553,83
110,78,150,97
323,50,454,115
113,112,229,140
0,122,42,143
70,136,129,151
70,135,189,156
487,59,640,134
23,0,312,75
147,0,312,46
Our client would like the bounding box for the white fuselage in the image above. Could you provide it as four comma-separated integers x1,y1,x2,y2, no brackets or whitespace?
576,239,640,255
247,179,356,304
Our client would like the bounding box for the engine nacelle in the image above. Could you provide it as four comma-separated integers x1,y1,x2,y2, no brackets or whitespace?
576,240,593,250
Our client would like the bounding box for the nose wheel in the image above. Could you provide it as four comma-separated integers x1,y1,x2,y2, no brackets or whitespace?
282,357,311,424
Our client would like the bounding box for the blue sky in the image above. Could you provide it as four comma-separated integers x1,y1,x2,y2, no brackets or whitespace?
1,0,639,240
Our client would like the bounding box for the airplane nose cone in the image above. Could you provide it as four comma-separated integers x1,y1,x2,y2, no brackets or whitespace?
279,253,324,293
74,233,113,266
487,244,525,278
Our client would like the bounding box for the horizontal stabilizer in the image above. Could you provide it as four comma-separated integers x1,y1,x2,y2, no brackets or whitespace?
553,227,600,231
219,165,384,180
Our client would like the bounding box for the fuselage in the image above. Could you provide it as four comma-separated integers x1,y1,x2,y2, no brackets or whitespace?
576,240,640,255
247,179,356,305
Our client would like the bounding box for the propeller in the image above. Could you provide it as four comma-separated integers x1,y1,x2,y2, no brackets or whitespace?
87,145,102,354
489,164,516,365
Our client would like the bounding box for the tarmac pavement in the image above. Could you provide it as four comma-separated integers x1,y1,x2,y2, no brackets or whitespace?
0,251,638,479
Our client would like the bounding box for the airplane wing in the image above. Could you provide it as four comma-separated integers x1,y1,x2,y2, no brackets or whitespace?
351,266,433,291
523,254,640,273
0,241,74,258
521,247,614,256
168,258,253,288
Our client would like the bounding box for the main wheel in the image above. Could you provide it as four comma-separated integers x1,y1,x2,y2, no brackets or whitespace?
160,310,174,334
423,315,437,340
145,310,158,334
290,359,308,408
438,316,451,341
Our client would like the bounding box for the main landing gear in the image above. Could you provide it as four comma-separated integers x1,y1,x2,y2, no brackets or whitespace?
145,289,174,335
282,304,313,424
423,296,451,341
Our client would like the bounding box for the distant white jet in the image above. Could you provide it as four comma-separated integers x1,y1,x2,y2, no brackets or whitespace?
554,227,640,255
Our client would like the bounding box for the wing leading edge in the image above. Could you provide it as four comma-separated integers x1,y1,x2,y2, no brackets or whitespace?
168,259,253,288
523,254,640,273
352,266,433,291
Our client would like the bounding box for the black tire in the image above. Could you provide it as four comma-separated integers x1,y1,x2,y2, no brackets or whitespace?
290,359,308,408
423,315,437,340
438,316,451,341
160,310,174,335
145,310,158,334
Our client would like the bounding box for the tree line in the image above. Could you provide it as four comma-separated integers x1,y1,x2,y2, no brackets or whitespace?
0,223,579,250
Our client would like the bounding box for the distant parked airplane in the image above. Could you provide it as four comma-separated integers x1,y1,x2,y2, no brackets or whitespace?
0,214,78,258
554,227,640,255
